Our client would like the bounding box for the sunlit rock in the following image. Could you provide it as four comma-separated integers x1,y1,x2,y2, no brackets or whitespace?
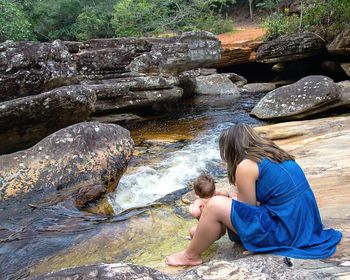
0,40,77,101
0,85,96,154
251,75,344,120
127,31,221,75
327,28,350,55
256,33,326,63
179,70,240,97
32,263,171,280
0,122,134,204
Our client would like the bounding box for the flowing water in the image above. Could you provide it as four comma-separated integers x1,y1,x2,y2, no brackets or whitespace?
109,93,266,214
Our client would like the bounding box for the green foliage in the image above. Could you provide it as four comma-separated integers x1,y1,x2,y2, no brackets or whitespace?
263,0,350,41
263,12,300,40
28,0,83,41
0,0,35,41
75,6,113,41
111,0,233,37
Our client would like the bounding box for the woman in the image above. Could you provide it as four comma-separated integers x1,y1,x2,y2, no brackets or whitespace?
165,123,342,266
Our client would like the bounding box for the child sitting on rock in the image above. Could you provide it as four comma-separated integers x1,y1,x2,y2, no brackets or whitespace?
188,174,232,238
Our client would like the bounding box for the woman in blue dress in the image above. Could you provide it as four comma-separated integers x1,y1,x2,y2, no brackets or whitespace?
166,123,342,266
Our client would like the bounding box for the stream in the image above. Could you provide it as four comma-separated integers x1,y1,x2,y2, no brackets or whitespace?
110,93,265,213
1,92,266,279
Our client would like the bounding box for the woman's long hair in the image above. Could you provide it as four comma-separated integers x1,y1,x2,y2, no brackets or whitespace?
219,123,294,184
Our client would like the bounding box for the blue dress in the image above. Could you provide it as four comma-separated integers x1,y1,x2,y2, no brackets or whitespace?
230,158,342,259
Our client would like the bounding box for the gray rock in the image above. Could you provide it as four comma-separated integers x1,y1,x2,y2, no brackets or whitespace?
222,73,248,87
0,40,77,101
243,83,276,94
180,255,350,279
179,71,241,97
251,75,340,120
127,31,221,76
194,74,241,96
88,82,183,113
337,80,350,105
76,38,153,78
256,33,326,63
327,28,350,55
31,263,171,280
0,85,96,155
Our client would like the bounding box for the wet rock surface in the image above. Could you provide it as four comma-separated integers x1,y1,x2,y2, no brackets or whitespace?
32,263,172,280
0,122,134,278
250,75,347,120
327,28,350,55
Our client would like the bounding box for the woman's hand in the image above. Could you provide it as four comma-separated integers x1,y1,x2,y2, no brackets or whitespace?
214,190,232,198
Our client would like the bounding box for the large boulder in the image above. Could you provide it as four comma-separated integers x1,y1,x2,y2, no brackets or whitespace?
250,75,345,120
179,70,241,97
82,75,182,114
75,32,221,79
76,38,153,78
256,33,326,63
0,85,96,154
127,31,221,75
0,40,77,102
0,122,134,204
242,83,276,94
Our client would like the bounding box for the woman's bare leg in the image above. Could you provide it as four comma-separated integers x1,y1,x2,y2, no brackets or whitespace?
166,196,235,266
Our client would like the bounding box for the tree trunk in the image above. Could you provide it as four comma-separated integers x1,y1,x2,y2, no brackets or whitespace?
249,0,254,20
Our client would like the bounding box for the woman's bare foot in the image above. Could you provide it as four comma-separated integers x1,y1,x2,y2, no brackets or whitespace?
165,250,202,266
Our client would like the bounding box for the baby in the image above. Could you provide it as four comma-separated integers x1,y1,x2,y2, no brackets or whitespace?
188,174,215,219
188,174,232,238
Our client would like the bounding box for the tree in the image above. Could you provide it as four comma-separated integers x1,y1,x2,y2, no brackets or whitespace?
248,0,254,19
0,0,35,41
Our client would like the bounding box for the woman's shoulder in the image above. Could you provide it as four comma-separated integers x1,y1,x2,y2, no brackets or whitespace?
236,159,259,178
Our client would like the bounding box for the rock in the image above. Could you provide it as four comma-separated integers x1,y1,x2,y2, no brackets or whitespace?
91,113,144,124
256,33,326,63
242,83,276,94
76,38,153,78
180,255,349,279
250,75,341,120
222,73,248,87
179,71,241,97
212,41,263,68
32,263,171,280
327,28,350,55
76,32,221,78
75,184,106,209
0,85,96,155
92,85,183,113
127,31,221,75
337,80,350,105
0,40,77,102
0,122,134,203
80,75,182,113
340,63,350,78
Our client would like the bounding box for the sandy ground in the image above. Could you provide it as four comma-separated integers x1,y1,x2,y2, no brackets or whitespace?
217,23,266,46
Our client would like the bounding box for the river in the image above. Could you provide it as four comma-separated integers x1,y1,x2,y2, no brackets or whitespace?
109,93,265,214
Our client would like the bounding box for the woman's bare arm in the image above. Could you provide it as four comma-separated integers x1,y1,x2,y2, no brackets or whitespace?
235,159,259,206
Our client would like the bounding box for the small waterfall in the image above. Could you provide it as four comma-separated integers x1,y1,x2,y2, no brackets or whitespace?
109,94,264,214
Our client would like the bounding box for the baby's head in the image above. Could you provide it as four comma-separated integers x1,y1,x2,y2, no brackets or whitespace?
194,174,215,199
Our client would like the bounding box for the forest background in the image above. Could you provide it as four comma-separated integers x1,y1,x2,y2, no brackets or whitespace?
1,0,350,43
